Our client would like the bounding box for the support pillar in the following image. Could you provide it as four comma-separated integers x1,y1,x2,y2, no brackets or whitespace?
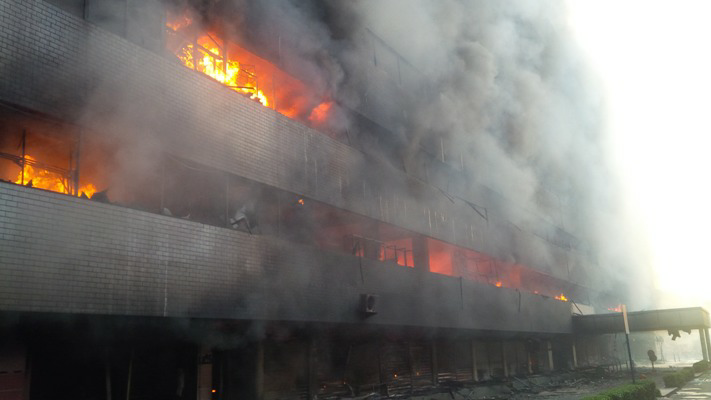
105,350,112,400
527,350,533,374
471,341,479,382
307,339,317,400
431,341,439,387
572,340,578,369
547,341,554,372
196,348,212,400
255,341,264,400
501,342,508,378
486,343,492,380
700,329,709,362
126,348,134,400
705,329,711,363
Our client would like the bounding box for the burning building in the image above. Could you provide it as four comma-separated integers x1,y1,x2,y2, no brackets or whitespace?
0,0,652,399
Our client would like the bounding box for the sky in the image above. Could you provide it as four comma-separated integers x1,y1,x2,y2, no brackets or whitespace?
566,1,711,309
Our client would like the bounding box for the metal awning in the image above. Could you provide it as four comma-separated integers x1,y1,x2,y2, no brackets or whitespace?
573,307,710,334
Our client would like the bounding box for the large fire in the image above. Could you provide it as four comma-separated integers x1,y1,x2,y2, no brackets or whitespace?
169,31,269,107
165,11,333,128
14,155,97,198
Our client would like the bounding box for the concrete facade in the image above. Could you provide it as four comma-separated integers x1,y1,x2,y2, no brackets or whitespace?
0,0,590,285
0,0,589,397
0,182,571,333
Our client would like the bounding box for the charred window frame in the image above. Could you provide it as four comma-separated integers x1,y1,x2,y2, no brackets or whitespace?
0,107,84,197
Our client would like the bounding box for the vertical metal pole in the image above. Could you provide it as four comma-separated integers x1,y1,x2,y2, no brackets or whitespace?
223,44,228,80
705,329,711,362
73,129,82,196
547,341,554,372
622,305,635,383
625,334,635,383
272,73,277,111
20,129,26,185
699,329,709,362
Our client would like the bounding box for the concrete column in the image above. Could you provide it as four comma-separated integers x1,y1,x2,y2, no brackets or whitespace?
255,341,264,400
547,341,554,372
705,329,711,362
700,329,709,362
471,340,479,382
572,340,578,369
196,348,212,400
431,341,439,387
527,350,533,374
486,343,492,380
501,342,508,378
307,339,318,400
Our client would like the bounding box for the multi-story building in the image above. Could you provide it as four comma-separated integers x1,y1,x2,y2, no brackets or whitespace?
0,0,626,398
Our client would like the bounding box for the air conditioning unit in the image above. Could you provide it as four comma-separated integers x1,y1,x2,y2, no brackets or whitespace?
360,294,378,316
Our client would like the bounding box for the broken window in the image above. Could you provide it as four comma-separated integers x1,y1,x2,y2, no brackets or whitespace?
164,5,344,140
0,109,88,196
160,156,226,226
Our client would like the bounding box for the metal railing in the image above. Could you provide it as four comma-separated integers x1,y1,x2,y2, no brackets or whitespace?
344,234,412,267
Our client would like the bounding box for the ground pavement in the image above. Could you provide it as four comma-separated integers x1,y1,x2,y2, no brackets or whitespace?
670,374,711,399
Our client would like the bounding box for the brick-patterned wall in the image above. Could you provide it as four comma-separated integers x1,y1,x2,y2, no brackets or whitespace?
0,182,572,333
0,0,587,284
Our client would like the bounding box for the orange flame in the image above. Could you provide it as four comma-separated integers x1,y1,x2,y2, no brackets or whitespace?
166,12,335,128
165,14,192,31
554,293,569,302
495,281,503,288
14,155,97,198
308,101,333,125
167,23,269,107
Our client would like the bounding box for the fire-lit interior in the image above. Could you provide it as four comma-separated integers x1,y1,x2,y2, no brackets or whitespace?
0,113,100,199
11,155,97,198
0,112,574,303
165,9,335,130
427,237,573,301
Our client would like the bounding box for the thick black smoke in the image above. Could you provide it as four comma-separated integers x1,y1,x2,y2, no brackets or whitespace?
164,0,656,308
